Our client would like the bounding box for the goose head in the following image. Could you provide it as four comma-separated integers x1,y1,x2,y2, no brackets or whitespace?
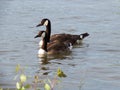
36,18,50,27
34,31,48,47
34,31,45,38
36,18,51,42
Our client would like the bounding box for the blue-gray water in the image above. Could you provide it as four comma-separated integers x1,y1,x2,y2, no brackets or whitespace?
0,0,120,90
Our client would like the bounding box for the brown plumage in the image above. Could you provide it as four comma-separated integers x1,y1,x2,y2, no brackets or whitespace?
50,33,89,45
36,18,89,45
34,31,72,56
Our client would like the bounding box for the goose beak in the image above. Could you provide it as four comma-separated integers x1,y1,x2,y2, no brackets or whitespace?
36,23,42,27
34,31,45,38
34,35,40,38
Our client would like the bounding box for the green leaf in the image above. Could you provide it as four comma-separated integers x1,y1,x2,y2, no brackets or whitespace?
34,75,39,83
44,83,51,90
16,82,21,89
24,84,31,89
57,68,67,78
0,88,3,90
20,74,27,83
15,64,20,72
21,86,25,90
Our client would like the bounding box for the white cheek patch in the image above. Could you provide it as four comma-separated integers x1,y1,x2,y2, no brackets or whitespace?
41,32,46,38
44,20,48,26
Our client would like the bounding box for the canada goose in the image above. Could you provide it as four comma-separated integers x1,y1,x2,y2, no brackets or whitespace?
34,31,72,57
36,18,89,45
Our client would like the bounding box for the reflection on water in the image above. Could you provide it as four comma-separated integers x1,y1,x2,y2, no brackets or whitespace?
0,0,120,90
38,51,71,60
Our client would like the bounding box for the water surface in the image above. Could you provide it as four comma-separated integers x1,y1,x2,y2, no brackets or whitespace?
0,0,120,90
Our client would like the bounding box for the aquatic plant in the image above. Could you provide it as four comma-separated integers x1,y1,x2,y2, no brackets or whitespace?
14,64,66,90
15,64,31,90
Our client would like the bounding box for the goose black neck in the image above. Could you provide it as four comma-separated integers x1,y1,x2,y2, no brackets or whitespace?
41,36,48,52
46,22,51,42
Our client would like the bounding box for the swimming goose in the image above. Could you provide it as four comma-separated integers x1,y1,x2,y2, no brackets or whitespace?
34,31,72,57
36,18,89,45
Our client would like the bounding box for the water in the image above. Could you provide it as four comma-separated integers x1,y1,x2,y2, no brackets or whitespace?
0,0,120,90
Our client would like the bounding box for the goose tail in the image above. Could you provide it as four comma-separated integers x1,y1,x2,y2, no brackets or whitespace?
80,33,89,40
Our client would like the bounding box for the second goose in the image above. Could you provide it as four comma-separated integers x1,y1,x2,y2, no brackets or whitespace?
35,31,72,57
